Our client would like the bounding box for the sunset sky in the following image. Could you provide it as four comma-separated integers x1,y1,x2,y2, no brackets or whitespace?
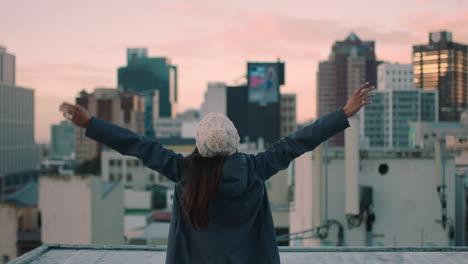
1,0,467,143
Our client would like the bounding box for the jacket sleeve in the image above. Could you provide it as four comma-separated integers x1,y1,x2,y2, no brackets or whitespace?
85,116,185,182
253,109,350,180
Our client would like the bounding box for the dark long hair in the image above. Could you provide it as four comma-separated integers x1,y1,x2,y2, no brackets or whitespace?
182,148,227,230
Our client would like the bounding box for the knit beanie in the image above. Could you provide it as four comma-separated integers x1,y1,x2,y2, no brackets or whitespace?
196,113,240,158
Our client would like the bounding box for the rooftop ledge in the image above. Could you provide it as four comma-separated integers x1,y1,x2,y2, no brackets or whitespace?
11,244,468,264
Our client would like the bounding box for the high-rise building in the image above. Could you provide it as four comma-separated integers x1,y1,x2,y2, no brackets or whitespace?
117,48,178,137
361,89,438,148
280,94,297,138
0,46,15,86
317,33,379,146
75,88,145,163
0,47,37,194
361,62,438,149
50,120,75,158
200,82,227,117
198,63,285,145
225,61,285,146
378,63,415,90
413,31,467,122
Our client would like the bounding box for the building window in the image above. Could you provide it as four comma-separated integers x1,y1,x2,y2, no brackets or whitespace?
109,173,115,181
109,159,115,166
150,174,155,182
134,160,139,167
117,160,122,167
37,212,42,229
18,216,24,231
126,160,132,167
126,173,132,182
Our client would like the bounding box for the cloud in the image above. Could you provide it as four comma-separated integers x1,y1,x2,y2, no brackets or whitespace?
402,10,468,42
155,2,246,18
18,5,463,141
20,63,111,74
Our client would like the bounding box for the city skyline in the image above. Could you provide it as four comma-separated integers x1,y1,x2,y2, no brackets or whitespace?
1,0,467,143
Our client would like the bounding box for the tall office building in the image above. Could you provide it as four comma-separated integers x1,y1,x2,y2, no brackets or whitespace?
198,63,285,145
50,120,75,158
75,88,145,163
200,82,227,117
226,61,285,146
0,47,37,193
378,63,415,91
118,48,178,138
361,62,438,148
317,33,379,146
280,94,297,138
413,31,467,122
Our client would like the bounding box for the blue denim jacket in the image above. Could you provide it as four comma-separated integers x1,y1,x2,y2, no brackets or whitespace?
85,109,350,264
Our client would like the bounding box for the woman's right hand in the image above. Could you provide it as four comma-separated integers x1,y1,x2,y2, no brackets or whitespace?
59,102,92,128
342,82,375,118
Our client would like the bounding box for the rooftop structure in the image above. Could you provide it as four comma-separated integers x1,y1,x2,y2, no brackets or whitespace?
10,244,468,264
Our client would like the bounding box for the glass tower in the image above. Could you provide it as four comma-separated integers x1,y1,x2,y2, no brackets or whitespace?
413,31,467,122
118,48,178,138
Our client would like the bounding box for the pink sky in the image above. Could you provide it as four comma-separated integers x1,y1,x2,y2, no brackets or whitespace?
1,0,467,143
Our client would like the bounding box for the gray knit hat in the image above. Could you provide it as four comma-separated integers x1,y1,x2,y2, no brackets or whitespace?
196,113,240,158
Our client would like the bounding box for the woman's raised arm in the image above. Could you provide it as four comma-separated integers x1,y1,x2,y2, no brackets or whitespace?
252,82,374,180
60,103,184,182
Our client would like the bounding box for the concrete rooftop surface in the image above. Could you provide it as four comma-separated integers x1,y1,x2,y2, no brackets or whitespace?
10,245,468,264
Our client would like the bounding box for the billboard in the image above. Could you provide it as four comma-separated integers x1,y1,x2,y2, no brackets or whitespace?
248,63,280,104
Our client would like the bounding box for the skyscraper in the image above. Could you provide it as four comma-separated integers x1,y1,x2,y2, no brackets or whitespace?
226,61,285,146
413,31,467,122
280,94,297,138
317,33,378,146
50,120,75,158
200,82,227,117
0,47,37,193
117,48,178,137
75,88,145,163
361,63,438,149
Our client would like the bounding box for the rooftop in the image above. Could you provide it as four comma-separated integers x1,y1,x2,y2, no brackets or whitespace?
1,181,38,206
10,245,468,264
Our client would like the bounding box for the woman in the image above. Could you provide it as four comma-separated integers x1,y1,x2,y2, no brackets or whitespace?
60,82,374,264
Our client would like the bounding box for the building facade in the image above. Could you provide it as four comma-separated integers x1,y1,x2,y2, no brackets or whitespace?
50,121,75,158
101,140,195,190
74,88,145,163
39,175,124,245
317,33,379,146
409,111,468,151
378,63,415,90
225,61,285,146
290,147,458,247
154,118,182,138
361,89,438,148
280,94,297,138
154,109,200,139
0,47,37,194
118,48,178,137
413,31,467,122
200,82,227,117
